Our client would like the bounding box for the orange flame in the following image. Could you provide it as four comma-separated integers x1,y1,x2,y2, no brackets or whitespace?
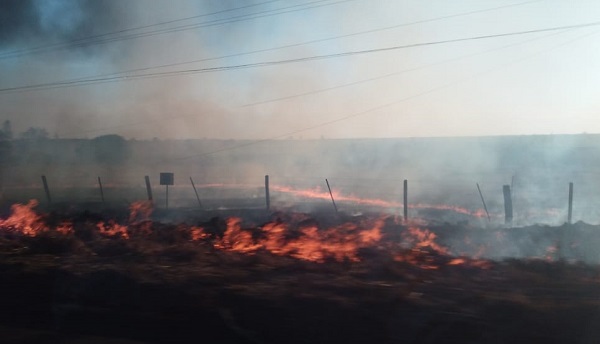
213,216,385,262
0,200,48,236
97,220,129,239
394,227,451,270
214,217,262,253
55,221,74,235
190,226,208,241
273,185,486,218
128,200,153,223
404,227,449,255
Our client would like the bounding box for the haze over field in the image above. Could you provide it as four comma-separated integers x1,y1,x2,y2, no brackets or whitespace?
1,0,600,140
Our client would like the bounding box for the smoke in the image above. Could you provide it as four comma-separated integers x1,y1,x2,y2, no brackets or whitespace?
0,0,129,52
0,0,322,139
1,1,599,233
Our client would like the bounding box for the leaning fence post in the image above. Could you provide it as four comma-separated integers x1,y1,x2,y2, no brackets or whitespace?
476,183,490,222
325,179,338,213
190,177,202,209
145,176,153,202
41,175,51,204
98,176,105,203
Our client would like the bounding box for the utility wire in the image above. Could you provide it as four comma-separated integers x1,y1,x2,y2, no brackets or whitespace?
241,29,568,107
0,0,354,60
2,20,600,94
58,0,546,84
170,28,600,162
60,27,534,137
0,0,284,59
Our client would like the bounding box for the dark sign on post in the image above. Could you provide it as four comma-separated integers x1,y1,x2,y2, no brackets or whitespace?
160,173,174,185
160,173,174,209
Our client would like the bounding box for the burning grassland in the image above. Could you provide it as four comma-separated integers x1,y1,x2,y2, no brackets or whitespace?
1,200,600,343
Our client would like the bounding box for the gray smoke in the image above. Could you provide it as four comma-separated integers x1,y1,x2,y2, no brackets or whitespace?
0,0,130,53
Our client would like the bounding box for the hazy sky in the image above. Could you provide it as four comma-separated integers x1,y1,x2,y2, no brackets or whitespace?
1,0,600,140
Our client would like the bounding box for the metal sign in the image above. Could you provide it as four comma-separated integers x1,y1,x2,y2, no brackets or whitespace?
160,172,174,186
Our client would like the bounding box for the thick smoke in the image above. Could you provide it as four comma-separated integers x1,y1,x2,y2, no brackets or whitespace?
1,2,598,239
0,0,129,51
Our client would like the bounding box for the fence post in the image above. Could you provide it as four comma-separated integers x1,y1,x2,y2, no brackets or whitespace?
568,182,573,224
145,176,153,202
503,185,513,226
41,175,51,204
403,179,408,222
265,175,270,211
98,176,105,203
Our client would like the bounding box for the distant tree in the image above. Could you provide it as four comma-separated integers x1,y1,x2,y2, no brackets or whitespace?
92,134,128,164
20,127,49,140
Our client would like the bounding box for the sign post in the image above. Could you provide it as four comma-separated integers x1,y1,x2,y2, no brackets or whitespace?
160,173,174,209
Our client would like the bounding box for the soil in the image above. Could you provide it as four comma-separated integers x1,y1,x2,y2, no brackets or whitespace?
1,207,600,344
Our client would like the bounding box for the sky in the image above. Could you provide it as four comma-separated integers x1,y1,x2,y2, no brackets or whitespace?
1,0,600,140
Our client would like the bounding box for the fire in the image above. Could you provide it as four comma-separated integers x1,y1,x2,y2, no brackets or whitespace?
448,258,467,265
545,244,559,262
190,226,208,241
95,200,155,239
394,227,450,270
213,216,385,262
214,217,262,253
97,220,129,239
0,200,48,236
55,221,74,235
128,200,153,223
404,227,449,255
0,199,494,269
273,185,487,218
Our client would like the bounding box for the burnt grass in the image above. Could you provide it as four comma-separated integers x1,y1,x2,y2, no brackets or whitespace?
1,208,600,343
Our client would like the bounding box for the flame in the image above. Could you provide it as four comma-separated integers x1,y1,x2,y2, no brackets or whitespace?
214,217,262,253
55,221,74,235
273,185,399,208
190,226,208,241
448,258,467,265
128,200,153,223
273,185,486,218
97,220,129,239
393,227,450,270
213,216,385,262
0,200,48,236
0,199,495,269
404,227,449,255
545,244,559,262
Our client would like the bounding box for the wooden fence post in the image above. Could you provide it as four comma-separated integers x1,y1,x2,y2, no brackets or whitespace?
41,175,51,204
145,176,153,202
265,175,270,211
325,179,338,213
190,177,202,209
403,179,408,222
568,182,573,224
503,185,513,226
98,176,105,203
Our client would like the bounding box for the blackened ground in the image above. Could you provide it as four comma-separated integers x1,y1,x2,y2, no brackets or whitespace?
1,212,600,343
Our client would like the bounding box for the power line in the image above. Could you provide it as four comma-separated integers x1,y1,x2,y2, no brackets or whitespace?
2,20,599,94
0,0,284,59
0,0,355,60
242,29,568,107
33,0,546,85
60,28,544,138
0,0,545,98
170,28,600,162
